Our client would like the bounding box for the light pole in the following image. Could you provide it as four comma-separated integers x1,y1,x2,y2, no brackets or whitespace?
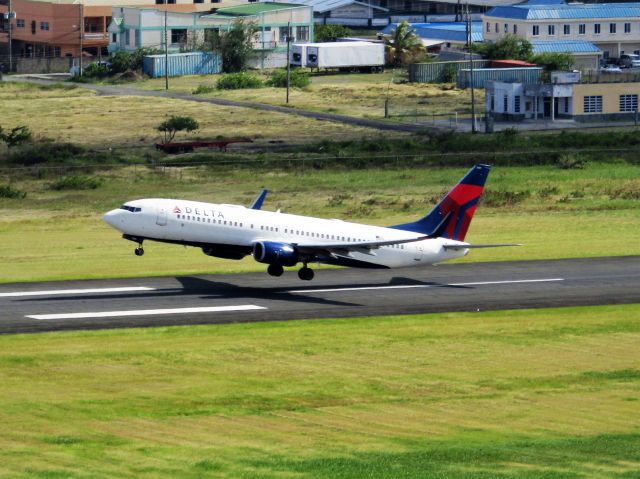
164,9,169,90
7,0,13,72
466,3,477,134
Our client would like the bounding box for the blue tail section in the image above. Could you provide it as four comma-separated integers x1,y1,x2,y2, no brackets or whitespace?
249,189,268,210
389,164,491,241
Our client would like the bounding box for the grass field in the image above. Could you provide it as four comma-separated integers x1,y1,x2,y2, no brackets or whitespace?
1,163,639,283
0,82,400,148
0,304,639,478
136,71,481,120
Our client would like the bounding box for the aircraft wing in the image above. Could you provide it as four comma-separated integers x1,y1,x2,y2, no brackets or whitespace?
294,235,430,257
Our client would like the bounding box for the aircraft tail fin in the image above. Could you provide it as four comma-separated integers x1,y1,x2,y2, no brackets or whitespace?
390,164,490,241
249,189,268,210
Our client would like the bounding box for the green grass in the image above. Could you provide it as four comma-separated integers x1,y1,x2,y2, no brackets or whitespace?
1,304,639,477
1,163,639,283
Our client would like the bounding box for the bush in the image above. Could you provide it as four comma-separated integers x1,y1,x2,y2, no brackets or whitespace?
8,142,85,166
482,189,531,207
193,84,216,95
0,125,32,147
557,153,587,169
216,72,263,90
266,69,310,88
49,175,103,191
82,62,110,79
314,24,352,42
0,184,27,199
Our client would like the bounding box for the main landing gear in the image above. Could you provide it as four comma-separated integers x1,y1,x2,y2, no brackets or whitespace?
298,265,314,281
134,243,144,256
266,264,315,280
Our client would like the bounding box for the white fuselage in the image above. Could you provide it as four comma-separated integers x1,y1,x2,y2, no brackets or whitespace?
103,198,469,268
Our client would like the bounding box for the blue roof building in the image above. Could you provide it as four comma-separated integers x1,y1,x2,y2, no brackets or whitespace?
381,22,483,48
481,2,640,70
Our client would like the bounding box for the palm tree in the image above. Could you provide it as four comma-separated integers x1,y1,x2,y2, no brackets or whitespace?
384,21,424,67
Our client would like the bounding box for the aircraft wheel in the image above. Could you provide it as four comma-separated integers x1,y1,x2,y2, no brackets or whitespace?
298,266,314,281
135,247,144,256
267,264,284,277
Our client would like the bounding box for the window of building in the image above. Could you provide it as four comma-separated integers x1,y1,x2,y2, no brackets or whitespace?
563,24,570,35
579,23,586,35
211,0,221,3
296,26,309,42
171,29,187,44
625,22,631,34
503,94,508,112
620,94,638,112
54,46,61,57
135,29,140,47
583,95,602,113
532,24,539,36
16,19,25,28
514,96,521,113
31,20,36,34
155,0,164,4
193,0,204,3
490,95,495,111
486,22,490,33
548,24,555,36
564,98,569,113
594,23,601,34
279,26,291,43
513,24,517,34
495,23,498,33
504,23,508,33
111,33,117,43
125,29,130,45
610,23,616,34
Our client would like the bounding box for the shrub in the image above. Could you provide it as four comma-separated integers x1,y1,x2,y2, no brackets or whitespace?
0,125,32,147
82,62,110,79
8,142,85,165
216,72,263,90
557,153,587,169
193,84,216,95
0,184,27,199
266,69,310,88
442,64,457,83
49,175,103,191
482,189,531,207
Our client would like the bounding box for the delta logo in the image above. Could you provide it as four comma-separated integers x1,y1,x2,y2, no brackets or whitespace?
173,206,182,214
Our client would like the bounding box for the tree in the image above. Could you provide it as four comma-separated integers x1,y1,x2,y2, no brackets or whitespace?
314,24,352,42
384,21,425,67
530,52,574,72
156,116,199,143
0,125,32,147
473,34,533,61
207,19,258,73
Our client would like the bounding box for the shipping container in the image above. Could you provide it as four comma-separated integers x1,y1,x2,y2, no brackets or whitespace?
299,42,384,71
143,52,222,78
409,60,491,83
457,67,543,89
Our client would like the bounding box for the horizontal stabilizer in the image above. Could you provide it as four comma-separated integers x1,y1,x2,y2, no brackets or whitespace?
443,243,522,251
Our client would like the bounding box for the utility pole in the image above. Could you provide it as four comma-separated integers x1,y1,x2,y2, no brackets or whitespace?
285,21,291,104
8,0,13,72
466,3,477,134
79,2,83,76
164,9,169,90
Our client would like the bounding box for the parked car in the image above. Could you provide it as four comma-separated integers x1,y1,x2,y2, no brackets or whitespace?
601,64,623,73
620,54,640,68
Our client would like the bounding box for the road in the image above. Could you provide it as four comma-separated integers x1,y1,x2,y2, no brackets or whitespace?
1,256,638,334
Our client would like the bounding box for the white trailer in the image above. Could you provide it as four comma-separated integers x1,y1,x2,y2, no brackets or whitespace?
291,41,385,72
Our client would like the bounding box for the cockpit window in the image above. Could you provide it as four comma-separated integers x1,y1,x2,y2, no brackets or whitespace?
120,205,142,213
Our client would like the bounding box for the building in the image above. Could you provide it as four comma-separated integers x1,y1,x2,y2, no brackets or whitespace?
486,73,640,122
482,2,640,64
109,3,314,67
531,39,602,70
380,21,483,51
268,0,389,27
0,0,243,68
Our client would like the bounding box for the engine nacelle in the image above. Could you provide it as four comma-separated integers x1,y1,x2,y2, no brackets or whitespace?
253,241,299,267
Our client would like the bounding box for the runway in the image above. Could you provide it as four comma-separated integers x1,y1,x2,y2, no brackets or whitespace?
1,256,639,334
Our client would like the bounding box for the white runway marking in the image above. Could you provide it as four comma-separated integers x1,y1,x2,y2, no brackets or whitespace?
287,278,565,294
0,287,156,298
26,305,265,320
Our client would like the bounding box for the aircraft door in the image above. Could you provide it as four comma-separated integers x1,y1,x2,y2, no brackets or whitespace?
414,244,423,262
156,206,167,226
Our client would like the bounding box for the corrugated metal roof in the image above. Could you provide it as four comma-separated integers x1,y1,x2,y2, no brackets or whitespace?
265,0,387,13
531,40,602,54
487,3,640,20
381,22,483,43
205,2,303,16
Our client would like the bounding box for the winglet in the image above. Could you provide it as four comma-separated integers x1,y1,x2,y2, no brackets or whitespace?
249,189,268,210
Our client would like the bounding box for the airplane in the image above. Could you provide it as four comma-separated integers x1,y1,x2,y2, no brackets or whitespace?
103,164,517,281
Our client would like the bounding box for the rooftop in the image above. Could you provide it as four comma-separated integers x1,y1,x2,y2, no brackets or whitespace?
205,2,304,17
381,22,484,43
531,40,602,54
486,2,640,20
266,0,388,13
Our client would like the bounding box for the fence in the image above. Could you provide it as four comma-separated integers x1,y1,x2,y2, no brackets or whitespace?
409,60,491,83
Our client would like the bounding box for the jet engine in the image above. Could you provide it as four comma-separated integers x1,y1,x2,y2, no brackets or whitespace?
253,241,299,266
